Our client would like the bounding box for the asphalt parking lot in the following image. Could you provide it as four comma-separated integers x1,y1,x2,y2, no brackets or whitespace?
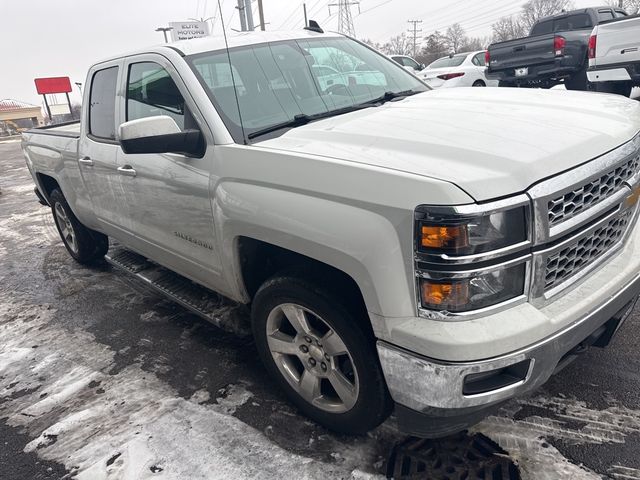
2,136,640,480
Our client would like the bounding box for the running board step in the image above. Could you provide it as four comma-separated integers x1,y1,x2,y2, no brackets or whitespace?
105,248,250,336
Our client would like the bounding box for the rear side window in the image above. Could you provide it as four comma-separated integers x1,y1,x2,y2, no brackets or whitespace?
597,9,615,22
126,62,185,130
89,67,118,140
472,53,486,66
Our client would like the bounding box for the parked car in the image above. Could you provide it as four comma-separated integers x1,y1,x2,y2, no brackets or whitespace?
22,29,640,439
420,51,498,88
487,6,628,89
587,13,640,96
390,54,424,72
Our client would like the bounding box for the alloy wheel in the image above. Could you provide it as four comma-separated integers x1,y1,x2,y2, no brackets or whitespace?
265,303,359,413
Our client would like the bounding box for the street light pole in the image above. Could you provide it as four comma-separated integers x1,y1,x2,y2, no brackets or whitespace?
155,27,173,43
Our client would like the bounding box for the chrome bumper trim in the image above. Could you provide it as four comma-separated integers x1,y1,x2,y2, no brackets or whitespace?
378,270,640,412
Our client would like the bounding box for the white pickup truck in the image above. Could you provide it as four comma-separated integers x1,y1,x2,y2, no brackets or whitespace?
22,29,640,438
588,13,640,96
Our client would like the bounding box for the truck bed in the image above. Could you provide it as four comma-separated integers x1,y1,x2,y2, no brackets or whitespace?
26,121,81,138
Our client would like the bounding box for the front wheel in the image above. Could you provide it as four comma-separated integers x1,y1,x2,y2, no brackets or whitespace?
50,189,108,264
251,272,392,435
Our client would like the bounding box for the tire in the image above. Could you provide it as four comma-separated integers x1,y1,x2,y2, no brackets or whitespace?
50,189,108,264
472,80,486,87
565,71,588,91
251,271,392,435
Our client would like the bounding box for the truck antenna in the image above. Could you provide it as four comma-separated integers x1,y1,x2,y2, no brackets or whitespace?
217,0,247,144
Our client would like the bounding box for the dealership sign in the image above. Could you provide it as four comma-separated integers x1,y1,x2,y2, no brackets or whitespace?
34,77,72,95
169,21,210,41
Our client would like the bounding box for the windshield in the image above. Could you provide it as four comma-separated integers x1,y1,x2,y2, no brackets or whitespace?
427,55,466,69
186,36,427,143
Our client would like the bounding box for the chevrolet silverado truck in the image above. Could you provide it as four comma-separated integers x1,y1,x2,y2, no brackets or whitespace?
487,6,628,89
22,30,640,438
588,14,640,97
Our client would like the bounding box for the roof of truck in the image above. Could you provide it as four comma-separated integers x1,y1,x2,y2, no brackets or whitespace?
94,29,343,66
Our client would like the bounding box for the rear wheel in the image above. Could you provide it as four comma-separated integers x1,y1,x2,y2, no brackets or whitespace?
565,67,588,91
251,272,392,435
50,189,108,264
472,80,486,87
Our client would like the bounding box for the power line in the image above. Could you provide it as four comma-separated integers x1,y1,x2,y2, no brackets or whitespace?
407,20,422,57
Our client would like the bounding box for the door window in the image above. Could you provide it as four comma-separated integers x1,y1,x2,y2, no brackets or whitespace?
126,62,185,130
89,66,119,140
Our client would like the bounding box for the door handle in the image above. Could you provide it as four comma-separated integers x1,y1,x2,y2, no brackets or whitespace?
117,165,137,177
79,156,94,166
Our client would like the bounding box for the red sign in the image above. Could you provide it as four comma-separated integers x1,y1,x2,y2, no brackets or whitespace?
34,77,72,95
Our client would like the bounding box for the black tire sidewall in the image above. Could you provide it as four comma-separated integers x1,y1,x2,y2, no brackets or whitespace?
251,274,392,435
50,189,108,264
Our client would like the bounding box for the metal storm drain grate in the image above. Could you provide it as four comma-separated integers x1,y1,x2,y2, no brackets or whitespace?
387,432,520,480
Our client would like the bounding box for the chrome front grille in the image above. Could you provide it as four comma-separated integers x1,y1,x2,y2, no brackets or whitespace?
544,209,633,291
547,154,639,227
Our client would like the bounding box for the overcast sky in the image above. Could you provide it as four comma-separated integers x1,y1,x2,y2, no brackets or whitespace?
1,0,602,107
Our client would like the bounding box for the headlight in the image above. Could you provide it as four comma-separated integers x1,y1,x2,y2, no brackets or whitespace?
419,263,526,313
415,200,530,315
416,207,528,256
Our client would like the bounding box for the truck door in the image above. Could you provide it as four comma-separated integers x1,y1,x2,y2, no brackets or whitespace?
114,55,223,289
78,60,126,230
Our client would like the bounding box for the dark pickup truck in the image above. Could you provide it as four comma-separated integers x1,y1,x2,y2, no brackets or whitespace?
487,6,628,89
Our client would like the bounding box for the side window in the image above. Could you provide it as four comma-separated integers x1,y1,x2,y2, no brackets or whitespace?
472,53,485,67
597,9,615,22
126,62,185,130
89,67,118,140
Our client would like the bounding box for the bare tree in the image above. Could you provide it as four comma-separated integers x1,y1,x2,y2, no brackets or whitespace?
443,23,467,53
460,36,489,53
520,0,575,31
360,38,384,51
491,15,527,42
382,33,413,55
606,0,640,14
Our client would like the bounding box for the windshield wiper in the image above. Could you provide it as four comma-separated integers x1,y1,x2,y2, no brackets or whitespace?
247,90,422,141
359,89,421,107
247,104,368,140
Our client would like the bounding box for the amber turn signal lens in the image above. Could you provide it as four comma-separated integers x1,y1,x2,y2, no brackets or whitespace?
420,225,469,250
420,280,470,309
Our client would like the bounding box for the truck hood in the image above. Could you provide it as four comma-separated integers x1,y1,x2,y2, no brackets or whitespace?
256,88,640,201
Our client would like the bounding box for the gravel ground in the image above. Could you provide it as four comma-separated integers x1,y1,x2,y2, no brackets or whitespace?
2,136,640,479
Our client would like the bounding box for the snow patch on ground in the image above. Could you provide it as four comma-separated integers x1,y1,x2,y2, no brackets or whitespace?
0,300,384,479
477,391,640,480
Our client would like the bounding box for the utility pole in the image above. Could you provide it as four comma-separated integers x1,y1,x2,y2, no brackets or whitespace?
155,26,173,43
618,0,624,8
257,0,266,30
328,0,360,37
407,20,422,58
236,0,247,31
244,0,255,30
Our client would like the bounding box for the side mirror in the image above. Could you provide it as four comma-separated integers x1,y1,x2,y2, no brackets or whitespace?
419,63,426,70
118,116,204,157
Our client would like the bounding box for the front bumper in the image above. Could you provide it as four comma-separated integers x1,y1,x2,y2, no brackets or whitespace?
378,272,640,436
